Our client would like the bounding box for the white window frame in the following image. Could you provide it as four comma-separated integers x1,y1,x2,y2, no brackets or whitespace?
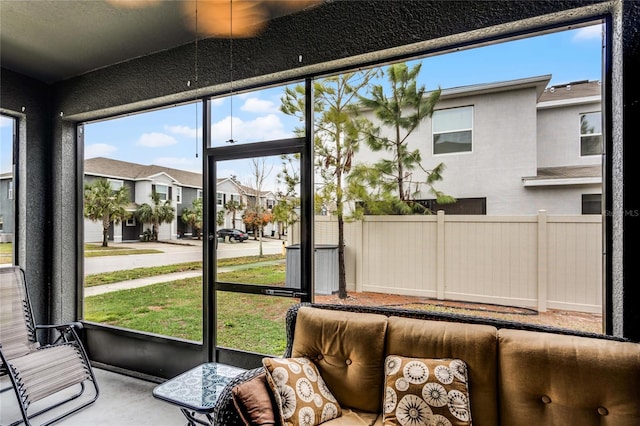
155,184,169,201
176,187,182,204
126,217,136,226
197,189,203,199
580,111,602,156
432,105,474,155
108,179,123,191
8,181,13,200
216,192,224,206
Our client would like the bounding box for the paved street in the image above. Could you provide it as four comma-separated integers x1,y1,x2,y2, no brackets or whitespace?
84,238,286,275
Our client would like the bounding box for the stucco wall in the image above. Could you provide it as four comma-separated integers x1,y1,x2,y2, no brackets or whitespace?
356,86,540,215
537,100,603,167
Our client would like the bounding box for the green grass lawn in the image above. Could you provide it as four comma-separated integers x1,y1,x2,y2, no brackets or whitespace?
84,254,285,287
0,242,12,264
84,262,203,287
84,262,290,355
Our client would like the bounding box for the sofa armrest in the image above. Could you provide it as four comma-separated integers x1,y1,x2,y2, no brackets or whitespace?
213,367,265,426
282,302,311,358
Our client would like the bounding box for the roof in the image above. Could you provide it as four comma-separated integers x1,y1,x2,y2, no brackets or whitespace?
534,165,601,179
235,182,274,198
538,80,602,103
439,75,551,101
84,157,202,188
522,165,601,187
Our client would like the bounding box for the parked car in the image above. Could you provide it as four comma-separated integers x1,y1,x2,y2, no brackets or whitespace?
217,228,249,242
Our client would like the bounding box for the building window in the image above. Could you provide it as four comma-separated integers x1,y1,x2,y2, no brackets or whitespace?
126,217,136,226
433,106,473,155
418,197,486,215
580,112,602,156
155,184,169,201
266,199,275,209
217,192,224,206
197,189,203,199
7,181,13,200
176,187,182,204
108,179,123,191
582,194,602,215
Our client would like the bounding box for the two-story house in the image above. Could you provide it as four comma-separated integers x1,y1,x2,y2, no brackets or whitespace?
84,158,278,242
84,157,203,242
207,178,277,236
353,74,601,216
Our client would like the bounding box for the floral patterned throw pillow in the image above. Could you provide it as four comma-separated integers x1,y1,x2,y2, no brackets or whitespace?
383,356,472,426
262,357,342,426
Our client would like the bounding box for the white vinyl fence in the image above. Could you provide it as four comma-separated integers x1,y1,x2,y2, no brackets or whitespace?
292,211,602,313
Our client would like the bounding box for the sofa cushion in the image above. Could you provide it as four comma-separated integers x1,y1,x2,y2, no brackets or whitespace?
263,356,341,426
291,307,388,413
383,356,472,426
231,372,277,426
498,329,640,425
385,316,498,426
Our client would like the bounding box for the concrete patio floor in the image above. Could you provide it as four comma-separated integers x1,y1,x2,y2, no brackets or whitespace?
1,367,187,426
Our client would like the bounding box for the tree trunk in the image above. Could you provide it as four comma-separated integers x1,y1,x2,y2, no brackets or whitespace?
102,215,109,247
337,214,347,299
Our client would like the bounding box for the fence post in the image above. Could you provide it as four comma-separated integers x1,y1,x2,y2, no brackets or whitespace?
537,210,548,312
437,210,445,300
354,219,364,293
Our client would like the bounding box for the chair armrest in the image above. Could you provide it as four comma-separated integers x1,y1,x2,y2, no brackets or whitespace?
213,367,266,426
36,321,83,331
36,322,84,344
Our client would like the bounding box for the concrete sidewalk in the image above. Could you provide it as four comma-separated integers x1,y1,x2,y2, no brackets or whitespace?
84,271,202,296
84,260,285,296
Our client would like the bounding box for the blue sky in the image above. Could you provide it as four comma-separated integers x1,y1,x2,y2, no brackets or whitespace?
1,24,603,179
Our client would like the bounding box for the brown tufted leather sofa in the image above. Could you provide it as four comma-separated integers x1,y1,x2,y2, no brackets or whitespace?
214,303,640,425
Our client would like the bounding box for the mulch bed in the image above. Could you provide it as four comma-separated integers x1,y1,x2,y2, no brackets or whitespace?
314,291,603,334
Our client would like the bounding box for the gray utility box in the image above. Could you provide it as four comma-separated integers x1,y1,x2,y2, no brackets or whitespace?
285,244,339,295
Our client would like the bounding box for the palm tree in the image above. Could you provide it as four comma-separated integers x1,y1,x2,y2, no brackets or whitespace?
224,199,245,229
181,198,202,239
136,189,175,241
84,178,130,247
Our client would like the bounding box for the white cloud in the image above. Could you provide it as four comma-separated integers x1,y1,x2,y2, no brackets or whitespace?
241,97,279,114
152,156,202,173
572,25,601,42
211,98,225,107
136,132,177,147
165,125,202,139
85,143,117,158
211,114,291,143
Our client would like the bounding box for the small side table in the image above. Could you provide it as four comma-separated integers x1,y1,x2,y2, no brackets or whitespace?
153,362,246,425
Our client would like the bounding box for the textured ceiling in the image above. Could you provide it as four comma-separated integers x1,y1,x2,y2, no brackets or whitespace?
0,0,324,84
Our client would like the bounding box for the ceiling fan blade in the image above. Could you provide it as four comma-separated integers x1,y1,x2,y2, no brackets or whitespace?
181,0,268,38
